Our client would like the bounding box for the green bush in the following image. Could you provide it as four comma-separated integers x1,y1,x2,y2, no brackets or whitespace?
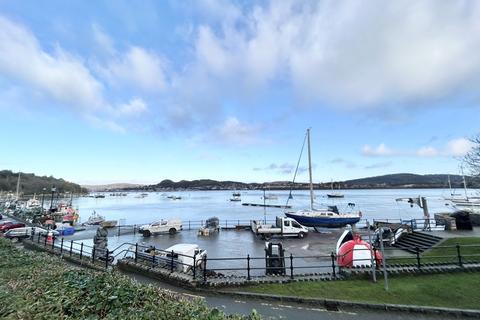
0,239,259,319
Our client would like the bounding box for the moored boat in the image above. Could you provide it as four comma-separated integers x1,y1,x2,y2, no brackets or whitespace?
284,128,361,228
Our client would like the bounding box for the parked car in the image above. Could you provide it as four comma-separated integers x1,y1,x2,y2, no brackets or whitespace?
4,227,57,240
157,243,206,273
0,222,26,233
139,219,183,237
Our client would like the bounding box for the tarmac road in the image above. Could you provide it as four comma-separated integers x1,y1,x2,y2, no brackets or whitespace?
124,271,463,320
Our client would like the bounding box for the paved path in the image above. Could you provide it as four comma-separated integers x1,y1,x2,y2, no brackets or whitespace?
124,271,464,320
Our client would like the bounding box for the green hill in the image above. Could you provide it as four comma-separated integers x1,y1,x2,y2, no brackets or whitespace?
0,170,86,195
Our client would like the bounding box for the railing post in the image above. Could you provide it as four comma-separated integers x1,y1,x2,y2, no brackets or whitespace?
37,232,41,243
133,225,136,236
134,243,138,263
105,250,109,269
51,236,55,250
247,254,251,280
416,246,421,269
170,250,175,272
44,233,47,246
290,253,294,279
92,246,96,263
70,240,73,256
203,255,207,283
193,253,197,279
60,238,64,254
151,246,156,267
457,243,463,267
331,252,336,278
118,225,120,236
188,220,191,230
80,242,84,261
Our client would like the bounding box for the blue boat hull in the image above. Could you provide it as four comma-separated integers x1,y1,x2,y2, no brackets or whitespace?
285,213,360,228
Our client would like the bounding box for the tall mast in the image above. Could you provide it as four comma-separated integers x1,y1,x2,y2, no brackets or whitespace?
307,128,314,210
461,168,468,200
448,175,452,194
15,173,21,200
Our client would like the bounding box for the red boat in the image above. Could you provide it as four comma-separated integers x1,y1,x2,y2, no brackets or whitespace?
336,229,382,267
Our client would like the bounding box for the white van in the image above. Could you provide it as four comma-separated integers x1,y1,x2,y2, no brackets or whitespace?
158,243,206,273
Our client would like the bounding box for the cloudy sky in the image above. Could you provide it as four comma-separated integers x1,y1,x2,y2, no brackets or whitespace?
0,0,479,184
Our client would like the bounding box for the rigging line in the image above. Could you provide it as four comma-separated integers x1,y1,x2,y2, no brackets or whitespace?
285,130,308,208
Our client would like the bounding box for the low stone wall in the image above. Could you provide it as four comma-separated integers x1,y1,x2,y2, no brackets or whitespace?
117,258,200,288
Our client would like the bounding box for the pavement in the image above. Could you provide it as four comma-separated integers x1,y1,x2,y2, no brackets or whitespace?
123,270,466,320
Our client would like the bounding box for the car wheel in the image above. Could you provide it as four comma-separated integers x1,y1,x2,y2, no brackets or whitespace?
298,232,305,239
169,228,177,235
143,230,151,237
11,237,19,243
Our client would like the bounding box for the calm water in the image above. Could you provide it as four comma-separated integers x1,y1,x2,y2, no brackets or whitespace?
72,188,480,225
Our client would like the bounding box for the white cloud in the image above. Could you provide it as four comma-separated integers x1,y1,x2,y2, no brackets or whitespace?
445,138,474,156
117,98,148,117
215,117,261,145
0,16,106,112
416,146,439,157
362,143,396,157
186,0,480,108
101,46,167,92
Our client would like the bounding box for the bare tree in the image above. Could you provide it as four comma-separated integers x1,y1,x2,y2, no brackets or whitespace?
464,135,480,176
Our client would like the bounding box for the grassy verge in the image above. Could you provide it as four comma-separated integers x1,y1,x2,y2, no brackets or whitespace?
0,239,258,319
388,237,480,265
241,272,480,309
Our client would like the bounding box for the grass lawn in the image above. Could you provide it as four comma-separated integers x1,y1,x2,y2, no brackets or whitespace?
242,272,480,310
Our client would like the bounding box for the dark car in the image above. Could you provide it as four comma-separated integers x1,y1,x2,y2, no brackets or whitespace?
0,222,26,232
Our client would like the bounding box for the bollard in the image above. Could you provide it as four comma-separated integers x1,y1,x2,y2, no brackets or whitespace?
247,254,251,280
416,247,421,269
60,238,64,254
70,240,73,256
290,254,294,279
134,243,138,263
92,246,96,263
105,250,109,269
170,250,175,272
203,255,207,283
331,252,336,278
456,244,463,267
80,243,84,261
193,253,197,279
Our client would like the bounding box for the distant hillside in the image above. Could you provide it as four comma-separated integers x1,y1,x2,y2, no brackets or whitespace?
0,170,86,195
124,173,479,191
343,174,479,188
82,183,142,192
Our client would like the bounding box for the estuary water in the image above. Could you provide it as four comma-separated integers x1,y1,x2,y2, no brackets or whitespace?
71,188,479,225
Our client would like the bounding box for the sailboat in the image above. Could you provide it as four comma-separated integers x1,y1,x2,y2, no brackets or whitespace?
284,128,361,228
327,181,344,198
448,172,480,209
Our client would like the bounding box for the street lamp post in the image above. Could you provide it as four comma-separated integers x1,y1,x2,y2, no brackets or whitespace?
50,186,56,210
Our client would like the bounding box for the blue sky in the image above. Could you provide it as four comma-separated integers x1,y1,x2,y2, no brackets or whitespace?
0,0,479,184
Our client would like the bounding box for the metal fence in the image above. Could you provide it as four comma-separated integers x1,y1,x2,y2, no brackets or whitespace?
27,233,480,282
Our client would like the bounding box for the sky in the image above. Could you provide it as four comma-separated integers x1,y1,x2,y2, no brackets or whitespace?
0,0,479,185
